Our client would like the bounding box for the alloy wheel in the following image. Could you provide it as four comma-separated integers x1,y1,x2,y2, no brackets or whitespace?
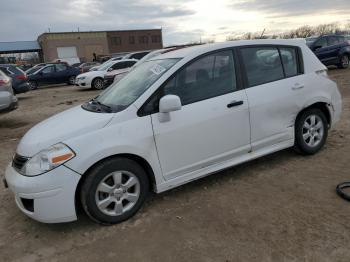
302,114,324,148
94,79,104,89
95,171,141,216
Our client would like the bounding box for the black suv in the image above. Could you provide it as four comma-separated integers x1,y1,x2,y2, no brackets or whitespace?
0,64,30,94
306,35,350,69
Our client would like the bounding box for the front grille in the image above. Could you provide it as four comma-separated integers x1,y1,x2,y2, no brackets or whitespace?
12,154,29,171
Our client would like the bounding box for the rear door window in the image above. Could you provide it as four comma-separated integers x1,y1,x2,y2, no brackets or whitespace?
55,64,67,72
41,66,55,74
240,47,284,87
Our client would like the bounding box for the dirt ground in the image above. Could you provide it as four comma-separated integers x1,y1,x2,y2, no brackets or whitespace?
0,69,350,262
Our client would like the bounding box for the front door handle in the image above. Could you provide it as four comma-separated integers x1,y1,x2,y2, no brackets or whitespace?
227,100,244,108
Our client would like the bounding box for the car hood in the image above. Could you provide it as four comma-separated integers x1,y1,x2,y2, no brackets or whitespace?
16,105,113,157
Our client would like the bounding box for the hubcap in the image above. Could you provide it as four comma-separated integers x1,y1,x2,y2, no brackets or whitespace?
302,115,324,148
95,171,140,216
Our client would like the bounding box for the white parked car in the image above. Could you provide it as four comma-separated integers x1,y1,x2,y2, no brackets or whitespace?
0,70,17,113
4,40,342,224
75,59,137,89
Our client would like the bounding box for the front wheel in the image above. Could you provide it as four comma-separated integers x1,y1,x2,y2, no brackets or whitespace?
80,158,149,225
338,54,349,69
68,75,76,85
294,108,328,155
91,78,104,90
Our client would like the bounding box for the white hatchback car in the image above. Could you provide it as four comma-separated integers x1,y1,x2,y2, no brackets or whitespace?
75,59,137,89
4,40,342,224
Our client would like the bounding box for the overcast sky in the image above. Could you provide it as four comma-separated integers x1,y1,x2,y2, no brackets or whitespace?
1,0,350,45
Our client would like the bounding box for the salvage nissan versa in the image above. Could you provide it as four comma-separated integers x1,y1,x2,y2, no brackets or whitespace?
4,40,342,224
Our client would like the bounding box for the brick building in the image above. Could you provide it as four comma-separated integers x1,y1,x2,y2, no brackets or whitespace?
38,29,163,62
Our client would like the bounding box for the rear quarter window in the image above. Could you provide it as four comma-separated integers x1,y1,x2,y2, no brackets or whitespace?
240,46,302,88
240,47,284,87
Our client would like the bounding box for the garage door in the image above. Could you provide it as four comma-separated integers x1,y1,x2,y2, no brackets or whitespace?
57,47,78,59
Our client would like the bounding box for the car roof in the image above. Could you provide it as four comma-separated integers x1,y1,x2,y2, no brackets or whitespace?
152,39,307,61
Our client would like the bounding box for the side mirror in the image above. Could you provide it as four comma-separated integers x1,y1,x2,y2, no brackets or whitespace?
107,68,113,72
159,95,182,113
158,95,182,122
313,45,322,51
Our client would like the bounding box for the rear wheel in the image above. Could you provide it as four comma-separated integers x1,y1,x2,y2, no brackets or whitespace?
80,158,149,225
294,108,328,155
28,81,38,90
91,78,104,90
338,54,349,69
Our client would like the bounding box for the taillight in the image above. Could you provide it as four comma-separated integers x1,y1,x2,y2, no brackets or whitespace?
16,74,27,80
0,79,9,85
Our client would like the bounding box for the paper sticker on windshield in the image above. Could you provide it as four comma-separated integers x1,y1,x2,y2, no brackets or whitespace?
150,64,166,75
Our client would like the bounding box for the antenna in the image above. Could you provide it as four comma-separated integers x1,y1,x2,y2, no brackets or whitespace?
260,28,266,39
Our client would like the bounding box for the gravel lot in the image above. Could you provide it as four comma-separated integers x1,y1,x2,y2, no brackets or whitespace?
0,69,350,262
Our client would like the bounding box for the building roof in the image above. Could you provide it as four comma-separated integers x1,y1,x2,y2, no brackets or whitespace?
0,41,41,53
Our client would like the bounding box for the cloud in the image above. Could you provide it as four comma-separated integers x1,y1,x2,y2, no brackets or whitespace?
229,0,350,17
0,0,195,41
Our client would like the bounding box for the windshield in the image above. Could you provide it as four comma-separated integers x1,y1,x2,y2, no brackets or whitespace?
97,61,114,71
26,65,44,74
306,37,318,47
94,58,179,111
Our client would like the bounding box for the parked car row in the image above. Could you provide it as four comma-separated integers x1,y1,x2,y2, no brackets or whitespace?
75,50,151,89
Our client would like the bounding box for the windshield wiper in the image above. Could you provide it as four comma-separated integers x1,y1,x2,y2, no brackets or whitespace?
89,98,113,113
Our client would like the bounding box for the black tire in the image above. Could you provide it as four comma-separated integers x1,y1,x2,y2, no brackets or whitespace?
337,54,349,69
91,78,104,90
294,108,328,155
67,75,76,85
80,157,149,225
28,81,38,90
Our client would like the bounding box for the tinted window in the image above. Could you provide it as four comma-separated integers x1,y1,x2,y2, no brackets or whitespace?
41,66,54,74
280,47,298,77
112,62,129,70
132,52,149,60
241,47,284,87
160,50,236,106
337,36,345,43
314,38,327,48
56,64,67,72
328,36,339,46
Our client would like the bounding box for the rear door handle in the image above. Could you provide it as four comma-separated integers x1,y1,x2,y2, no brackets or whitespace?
292,83,304,90
227,100,244,108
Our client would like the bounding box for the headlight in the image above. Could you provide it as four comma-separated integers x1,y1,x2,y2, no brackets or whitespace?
21,143,75,177
78,76,86,80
